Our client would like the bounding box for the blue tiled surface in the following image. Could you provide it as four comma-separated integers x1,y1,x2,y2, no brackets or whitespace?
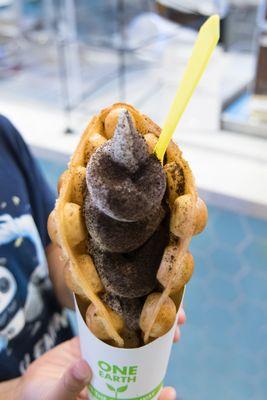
39,157,267,400
38,157,66,190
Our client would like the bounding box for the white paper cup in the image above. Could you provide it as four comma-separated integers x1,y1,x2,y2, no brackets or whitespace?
75,294,183,400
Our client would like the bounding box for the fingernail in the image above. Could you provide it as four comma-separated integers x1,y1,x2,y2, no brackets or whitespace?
73,360,91,383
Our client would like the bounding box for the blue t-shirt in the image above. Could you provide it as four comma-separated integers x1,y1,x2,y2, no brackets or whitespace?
0,116,73,381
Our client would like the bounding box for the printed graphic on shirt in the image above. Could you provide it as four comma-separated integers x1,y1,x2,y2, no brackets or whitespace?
0,126,73,380
19,309,69,374
0,213,51,350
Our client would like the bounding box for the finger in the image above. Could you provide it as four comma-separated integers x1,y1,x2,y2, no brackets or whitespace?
47,359,91,400
77,387,89,400
178,307,186,325
61,337,83,362
77,391,89,400
66,337,81,358
80,388,88,397
158,386,176,400
77,393,89,400
173,326,181,343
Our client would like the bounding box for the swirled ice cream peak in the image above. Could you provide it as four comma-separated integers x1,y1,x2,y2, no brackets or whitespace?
86,109,166,223
109,109,149,173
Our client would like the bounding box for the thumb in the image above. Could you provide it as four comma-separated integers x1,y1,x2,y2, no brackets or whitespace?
47,359,92,400
158,387,176,400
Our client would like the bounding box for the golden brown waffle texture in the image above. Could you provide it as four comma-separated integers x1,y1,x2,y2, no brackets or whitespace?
48,103,208,348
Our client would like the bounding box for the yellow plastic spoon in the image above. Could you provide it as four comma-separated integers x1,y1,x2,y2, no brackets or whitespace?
154,15,220,164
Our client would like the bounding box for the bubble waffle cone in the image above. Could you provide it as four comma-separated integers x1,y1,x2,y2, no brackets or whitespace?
48,103,207,348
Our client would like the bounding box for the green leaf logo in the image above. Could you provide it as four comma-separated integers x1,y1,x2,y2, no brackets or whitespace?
106,383,128,398
117,385,128,393
106,383,116,392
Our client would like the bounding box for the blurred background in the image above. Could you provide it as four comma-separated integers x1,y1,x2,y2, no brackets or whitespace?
1,0,267,399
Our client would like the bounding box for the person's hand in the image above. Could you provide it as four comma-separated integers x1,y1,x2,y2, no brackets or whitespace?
17,337,91,400
174,305,186,343
16,337,178,400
